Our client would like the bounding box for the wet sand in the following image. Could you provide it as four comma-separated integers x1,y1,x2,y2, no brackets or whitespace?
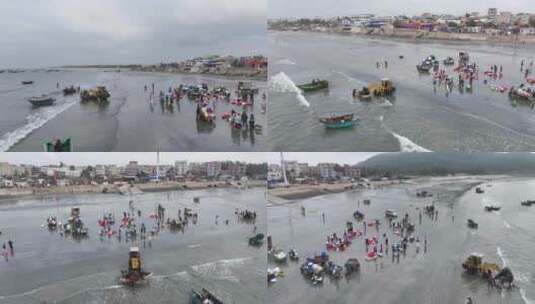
0,188,266,304
268,176,532,304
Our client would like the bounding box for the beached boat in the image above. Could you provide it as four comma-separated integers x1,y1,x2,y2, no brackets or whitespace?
44,138,72,152
467,219,478,229
21,81,34,85
484,205,501,212
80,86,110,102
344,258,360,276
416,64,432,73
385,209,398,218
28,96,55,107
297,80,329,92
443,57,455,65
63,86,76,95
249,233,264,246
191,288,224,304
475,187,484,194
520,200,535,206
318,113,356,129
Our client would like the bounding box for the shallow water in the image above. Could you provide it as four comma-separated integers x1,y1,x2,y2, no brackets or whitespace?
267,176,534,304
0,69,266,152
268,31,535,152
0,187,266,304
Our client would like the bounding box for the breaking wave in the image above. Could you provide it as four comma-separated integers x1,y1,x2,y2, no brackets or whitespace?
0,100,76,151
390,132,432,152
275,59,296,65
269,72,310,107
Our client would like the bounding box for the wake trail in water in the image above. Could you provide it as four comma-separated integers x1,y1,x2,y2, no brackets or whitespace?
0,100,76,151
274,58,296,65
269,72,310,107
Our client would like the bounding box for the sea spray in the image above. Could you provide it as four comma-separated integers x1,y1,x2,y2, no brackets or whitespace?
269,72,310,107
0,100,76,151
390,132,432,152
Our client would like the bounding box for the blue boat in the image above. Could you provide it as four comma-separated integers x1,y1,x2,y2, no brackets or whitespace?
319,113,356,129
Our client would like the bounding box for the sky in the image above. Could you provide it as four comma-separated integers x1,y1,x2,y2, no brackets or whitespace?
269,0,535,18
0,153,271,166
0,0,266,69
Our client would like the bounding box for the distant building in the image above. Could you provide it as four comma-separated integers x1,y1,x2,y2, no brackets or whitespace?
318,163,337,179
124,161,139,179
175,161,188,176
488,8,498,23
206,161,221,178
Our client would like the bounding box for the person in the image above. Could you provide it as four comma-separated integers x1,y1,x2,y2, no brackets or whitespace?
54,139,63,152
249,113,255,129
241,111,248,127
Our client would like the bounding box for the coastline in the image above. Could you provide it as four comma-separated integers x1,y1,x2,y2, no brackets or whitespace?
61,65,267,81
268,179,404,202
0,180,265,202
269,27,535,48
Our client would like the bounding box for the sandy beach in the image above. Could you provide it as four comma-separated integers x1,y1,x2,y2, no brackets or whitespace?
267,175,533,304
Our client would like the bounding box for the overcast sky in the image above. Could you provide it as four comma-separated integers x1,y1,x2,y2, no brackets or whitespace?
0,153,271,166
269,0,535,18
1,0,266,69
265,152,380,165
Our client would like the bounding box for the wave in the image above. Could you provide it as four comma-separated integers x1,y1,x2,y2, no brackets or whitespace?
0,100,76,151
383,99,393,107
503,220,512,229
191,257,252,282
269,72,310,107
187,243,202,249
497,246,508,267
390,132,432,152
520,288,534,304
274,59,296,65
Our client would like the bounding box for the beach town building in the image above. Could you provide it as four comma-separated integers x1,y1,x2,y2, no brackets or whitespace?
318,163,338,180
175,161,188,176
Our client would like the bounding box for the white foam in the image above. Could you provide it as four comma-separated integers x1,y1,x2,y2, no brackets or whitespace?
0,101,76,151
275,59,296,65
391,132,432,152
520,288,535,304
383,99,393,107
187,243,202,249
503,220,512,229
269,72,310,107
497,246,508,267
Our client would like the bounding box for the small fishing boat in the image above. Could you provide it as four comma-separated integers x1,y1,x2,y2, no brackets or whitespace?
191,288,224,304
21,81,34,85
318,113,356,129
297,79,329,92
344,258,360,276
416,64,432,73
80,86,110,102
43,138,72,152
28,96,55,107
475,187,484,194
521,200,535,206
443,57,455,65
119,247,152,286
249,233,264,246
270,249,288,263
288,249,299,261
484,205,501,212
467,219,478,229
63,86,76,95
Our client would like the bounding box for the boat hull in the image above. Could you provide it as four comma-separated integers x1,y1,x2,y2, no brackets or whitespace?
28,98,55,107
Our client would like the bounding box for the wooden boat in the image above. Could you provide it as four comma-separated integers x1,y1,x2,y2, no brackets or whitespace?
28,96,55,107
416,64,431,73
297,80,329,92
249,233,264,246
318,113,356,129
521,200,535,206
191,288,224,304
63,86,76,95
44,138,72,152
443,57,455,65
484,205,501,212
80,86,110,102
467,219,478,229
21,81,34,85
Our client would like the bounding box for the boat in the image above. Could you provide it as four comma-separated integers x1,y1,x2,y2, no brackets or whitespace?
344,258,360,276
43,138,72,152
300,261,324,285
443,57,455,65
353,210,364,221
21,81,34,85
28,96,55,107
467,219,478,229
399,55,404,59
318,113,356,129
47,216,58,230
288,249,299,261
63,86,76,95
326,261,344,279
520,200,535,206
385,209,398,218
193,197,200,204
297,80,329,92
416,64,432,73
248,233,264,246
191,288,224,304
119,247,152,286
484,205,501,212
475,187,484,194
354,87,372,100
270,249,288,263
80,86,110,102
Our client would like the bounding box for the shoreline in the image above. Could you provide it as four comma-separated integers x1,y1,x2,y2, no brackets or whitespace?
60,66,267,81
269,28,535,48
268,179,404,202
0,180,265,203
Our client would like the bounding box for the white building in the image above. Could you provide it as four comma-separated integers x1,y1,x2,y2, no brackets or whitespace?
206,161,221,178
175,161,188,176
318,163,337,179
